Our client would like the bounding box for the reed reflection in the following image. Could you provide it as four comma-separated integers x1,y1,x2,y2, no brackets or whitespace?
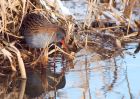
25,68,66,98
25,52,67,99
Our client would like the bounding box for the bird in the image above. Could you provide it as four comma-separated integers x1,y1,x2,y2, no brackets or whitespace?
19,12,67,65
19,12,67,49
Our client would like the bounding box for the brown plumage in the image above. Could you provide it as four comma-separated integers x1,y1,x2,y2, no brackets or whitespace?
19,12,66,48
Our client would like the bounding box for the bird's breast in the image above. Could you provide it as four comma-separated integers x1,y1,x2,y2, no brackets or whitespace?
25,32,55,48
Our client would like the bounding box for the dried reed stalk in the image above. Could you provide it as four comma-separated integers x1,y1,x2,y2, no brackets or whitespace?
7,43,26,79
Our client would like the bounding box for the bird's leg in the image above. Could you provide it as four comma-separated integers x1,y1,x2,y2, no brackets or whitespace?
30,49,40,66
41,48,49,65
31,47,49,67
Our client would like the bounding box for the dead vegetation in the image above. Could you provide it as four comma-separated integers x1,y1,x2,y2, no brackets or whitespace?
0,0,140,78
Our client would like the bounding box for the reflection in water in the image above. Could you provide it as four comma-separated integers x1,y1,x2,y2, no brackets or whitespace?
0,52,67,99
0,73,26,99
0,46,140,99
101,58,120,94
25,52,67,98
25,70,44,98
25,68,66,98
63,48,128,99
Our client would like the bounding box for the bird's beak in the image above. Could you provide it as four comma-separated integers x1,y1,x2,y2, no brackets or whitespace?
61,39,67,50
